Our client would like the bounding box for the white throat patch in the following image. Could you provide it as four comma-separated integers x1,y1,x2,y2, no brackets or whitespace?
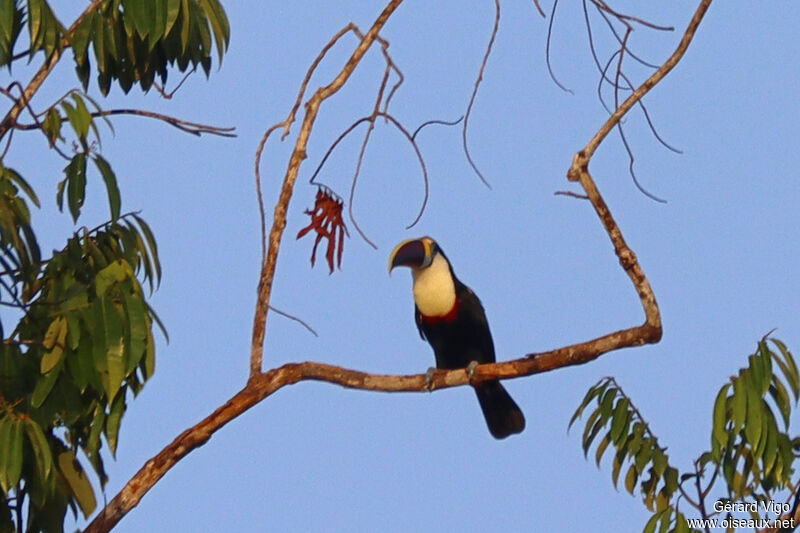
412,253,456,317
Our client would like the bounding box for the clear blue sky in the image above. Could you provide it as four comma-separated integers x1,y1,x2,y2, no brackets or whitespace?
12,1,799,531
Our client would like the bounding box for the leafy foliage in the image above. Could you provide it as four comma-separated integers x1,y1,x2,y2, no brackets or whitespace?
572,339,800,532
0,217,162,529
0,1,229,530
0,0,230,95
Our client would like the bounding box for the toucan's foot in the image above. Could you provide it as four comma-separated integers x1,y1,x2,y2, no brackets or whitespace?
425,367,436,391
467,361,479,384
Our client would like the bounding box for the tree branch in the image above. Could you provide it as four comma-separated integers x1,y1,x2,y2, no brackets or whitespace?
577,0,712,161
249,0,404,378
0,0,106,140
15,108,236,138
82,1,719,531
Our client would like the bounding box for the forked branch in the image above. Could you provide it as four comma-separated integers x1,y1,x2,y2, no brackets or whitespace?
84,1,713,531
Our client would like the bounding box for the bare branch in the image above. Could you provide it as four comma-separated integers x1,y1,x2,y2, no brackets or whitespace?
268,305,318,337
254,23,370,264
577,0,711,161
250,0,404,376
308,112,441,231
15,108,236,138
84,3,716,532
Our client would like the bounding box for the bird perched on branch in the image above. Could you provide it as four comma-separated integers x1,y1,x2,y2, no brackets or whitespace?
389,236,525,439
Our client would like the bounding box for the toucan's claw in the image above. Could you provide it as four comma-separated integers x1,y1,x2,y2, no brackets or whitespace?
425,367,436,391
467,361,479,385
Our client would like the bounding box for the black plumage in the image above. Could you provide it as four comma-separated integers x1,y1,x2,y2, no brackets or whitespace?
391,237,525,439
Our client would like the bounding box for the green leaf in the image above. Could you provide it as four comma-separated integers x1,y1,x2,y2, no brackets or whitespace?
132,213,162,288
93,155,121,220
92,9,106,75
148,0,167,49
745,379,763,451
69,9,94,62
769,379,791,429
750,354,764,398
165,0,180,35
105,392,125,456
87,404,105,454
57,450,97,518
65,310,82,350
610,398,630,444
624,464,637,495
595,431,612,467
5,165,40,207
732,377,746,434
570,381,608,430
28,0,44,52
759,341,773,395
64,153,87,222
122,284,148,372
180,0,190,52
673,511,689,533
42,106,63,146
581,408,603,457
101,297,126,403
40,316,67,373
0,417,23,493
663,467,678,496
762,410,778,476
142,328,155,380
635,439,653,473
599,387,616,420
198,0,229,63
611,445,627,488
651,448,667,478
0,418,9,491
95,259,132,296
772,339,800,400
643,511,662,533
23,417,53,480
42,314,63,350
0,0,14,45
40,342,64,374
69,93,93,140
712,383,731,450
31,356,62,407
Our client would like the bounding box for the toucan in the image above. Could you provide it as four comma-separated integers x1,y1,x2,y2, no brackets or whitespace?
389,236,525,439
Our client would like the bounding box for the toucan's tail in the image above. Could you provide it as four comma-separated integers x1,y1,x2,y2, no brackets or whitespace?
474,380,525,439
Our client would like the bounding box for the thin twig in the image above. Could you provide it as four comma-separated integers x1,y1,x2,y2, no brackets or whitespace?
15,109,236,138
249,0,404,378
575,0,712,162
554,190,590,200
309,113,432,232
462,0,500,189
254,24,367,264
152,67,197,99
269,305,318,337
590,0,674,32
0,82,71,159
545,0,573,94
532,0,546,18
346,30,403,249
